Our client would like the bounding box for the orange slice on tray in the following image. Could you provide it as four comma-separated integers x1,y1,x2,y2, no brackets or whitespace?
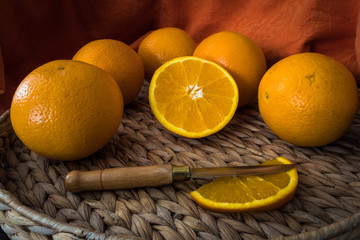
190,157,298,212
148,56,239,138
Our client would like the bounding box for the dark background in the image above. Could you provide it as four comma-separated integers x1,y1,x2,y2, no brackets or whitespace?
0,228,9,239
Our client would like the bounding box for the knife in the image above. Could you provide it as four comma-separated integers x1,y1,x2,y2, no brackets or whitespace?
65,163,296,193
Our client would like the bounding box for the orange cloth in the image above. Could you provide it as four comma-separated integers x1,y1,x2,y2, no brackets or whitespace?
1,0,359,114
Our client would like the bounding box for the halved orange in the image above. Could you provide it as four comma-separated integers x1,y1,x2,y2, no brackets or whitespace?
148,56,239,138
190,157,298,212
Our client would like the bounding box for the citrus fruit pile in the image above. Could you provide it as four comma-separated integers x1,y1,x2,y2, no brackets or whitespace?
142,28,267,138
140,27,358,146
9,26,359,213
11,39,143,161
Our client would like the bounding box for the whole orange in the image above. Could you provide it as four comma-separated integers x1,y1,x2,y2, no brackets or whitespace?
137,27,196,80
258,52,359,147
193,31,267,107
10,60,124,161
73,39,144,105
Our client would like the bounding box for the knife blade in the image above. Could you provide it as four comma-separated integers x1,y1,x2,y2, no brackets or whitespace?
188,164,296,179
65,163,296,193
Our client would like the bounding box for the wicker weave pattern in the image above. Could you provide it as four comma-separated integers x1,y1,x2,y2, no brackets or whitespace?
0,85,359,240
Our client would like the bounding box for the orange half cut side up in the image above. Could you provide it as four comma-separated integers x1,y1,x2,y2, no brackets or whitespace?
149,56,239,138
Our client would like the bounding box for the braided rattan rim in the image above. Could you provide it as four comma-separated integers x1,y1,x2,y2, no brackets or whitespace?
0,86,359,240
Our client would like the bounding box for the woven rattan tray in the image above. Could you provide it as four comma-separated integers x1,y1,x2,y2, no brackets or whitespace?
0,84,360,240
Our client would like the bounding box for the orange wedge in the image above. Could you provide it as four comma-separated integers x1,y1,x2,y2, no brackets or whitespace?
149,56,239,138
190,157,298,212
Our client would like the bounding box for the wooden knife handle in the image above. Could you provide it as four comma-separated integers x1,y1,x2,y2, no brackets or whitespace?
65,165,173,193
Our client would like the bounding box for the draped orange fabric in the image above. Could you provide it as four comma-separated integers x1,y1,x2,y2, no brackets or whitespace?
1,0,359,114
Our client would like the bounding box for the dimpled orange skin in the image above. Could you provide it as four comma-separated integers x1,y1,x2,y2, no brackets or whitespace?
10,60,124,161
137,27,196,80
258,52,359,147
73,39,144,105
193,31,267,107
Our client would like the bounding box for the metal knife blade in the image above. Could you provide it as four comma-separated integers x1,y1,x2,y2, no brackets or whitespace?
190,164,296,178
172,164,296,181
